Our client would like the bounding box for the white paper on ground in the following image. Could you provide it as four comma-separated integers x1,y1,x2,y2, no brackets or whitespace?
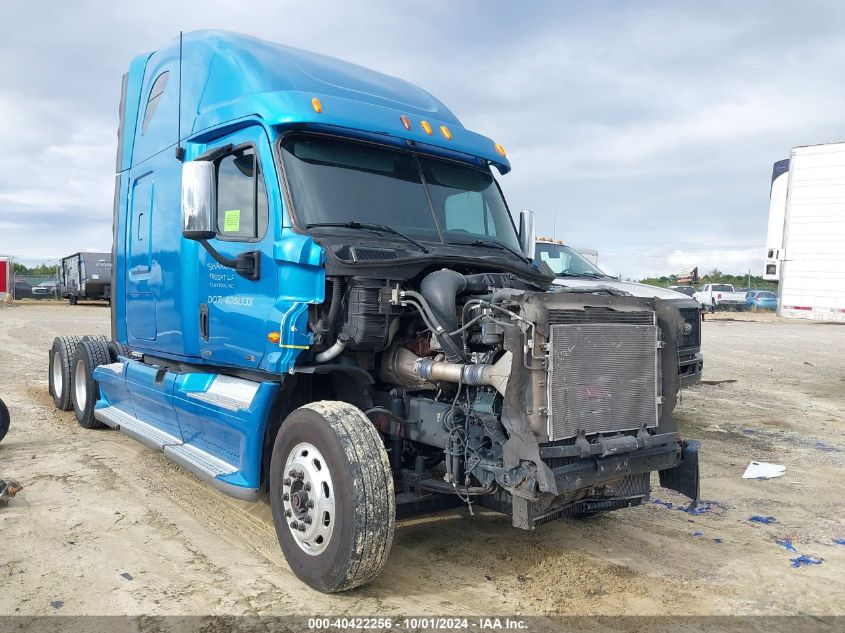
742,461,786,479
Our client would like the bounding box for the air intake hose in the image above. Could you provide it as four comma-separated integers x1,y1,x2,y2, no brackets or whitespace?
420,269,467,363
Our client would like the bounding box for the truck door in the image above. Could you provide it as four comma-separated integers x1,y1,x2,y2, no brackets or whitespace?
126,172,157,341
196,128,278,368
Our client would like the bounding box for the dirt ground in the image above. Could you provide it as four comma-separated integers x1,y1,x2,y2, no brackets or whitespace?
0,301,843,617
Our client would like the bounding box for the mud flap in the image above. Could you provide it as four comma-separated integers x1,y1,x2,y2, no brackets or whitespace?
659,439,700,504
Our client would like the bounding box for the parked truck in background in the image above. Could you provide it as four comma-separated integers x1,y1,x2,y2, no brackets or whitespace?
693,283,746,311
763,145,845,321
47,31,700,593
60,252,112,304
535,239,703,386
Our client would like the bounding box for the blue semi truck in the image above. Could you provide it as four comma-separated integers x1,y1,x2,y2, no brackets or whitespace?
47,31,700,592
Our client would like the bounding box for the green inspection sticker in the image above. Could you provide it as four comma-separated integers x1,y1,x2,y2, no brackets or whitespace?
223,209,241,232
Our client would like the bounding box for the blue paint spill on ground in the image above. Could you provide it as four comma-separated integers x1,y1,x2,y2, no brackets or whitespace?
790,555,823,568
833,538,845,545
654,499,727,516
814,441,840,452
693,531,704,537
777,539,798,552
50,601,63,609
714,538,723,543
749,515,777,524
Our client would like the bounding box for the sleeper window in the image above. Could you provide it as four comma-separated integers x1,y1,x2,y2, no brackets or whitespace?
141,71,169,135
216,148,268,239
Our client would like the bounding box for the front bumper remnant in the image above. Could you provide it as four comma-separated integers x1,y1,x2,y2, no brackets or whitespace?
658,439,701,504
507,438,701,529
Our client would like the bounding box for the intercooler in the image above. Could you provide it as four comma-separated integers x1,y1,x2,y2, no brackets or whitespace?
546,309,661,441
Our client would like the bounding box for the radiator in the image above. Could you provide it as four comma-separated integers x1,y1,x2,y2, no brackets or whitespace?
547,319,660,441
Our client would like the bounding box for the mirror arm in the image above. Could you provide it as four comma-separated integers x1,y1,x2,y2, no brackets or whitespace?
198,239,261,281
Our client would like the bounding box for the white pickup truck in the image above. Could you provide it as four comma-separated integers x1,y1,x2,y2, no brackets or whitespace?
693,284,746,311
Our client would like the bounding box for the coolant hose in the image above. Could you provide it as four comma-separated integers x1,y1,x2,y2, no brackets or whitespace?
326,277,344,340
315,333,349,363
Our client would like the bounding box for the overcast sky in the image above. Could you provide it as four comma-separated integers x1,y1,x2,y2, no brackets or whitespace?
2,1,844,279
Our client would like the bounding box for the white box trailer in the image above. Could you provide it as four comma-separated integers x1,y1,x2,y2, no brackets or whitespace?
764,143,845,321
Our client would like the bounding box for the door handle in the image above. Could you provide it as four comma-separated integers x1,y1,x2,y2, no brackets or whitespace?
199,303,209,341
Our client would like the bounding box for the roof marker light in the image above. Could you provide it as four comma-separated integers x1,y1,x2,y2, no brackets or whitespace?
400,115,412,130
494,142,507,158
440,125,452,140
421,120,433,135
311,97,323,113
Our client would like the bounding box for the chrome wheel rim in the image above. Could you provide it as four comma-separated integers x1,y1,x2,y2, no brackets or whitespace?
52,350,63,397
74,359,87,410
282,442,335,555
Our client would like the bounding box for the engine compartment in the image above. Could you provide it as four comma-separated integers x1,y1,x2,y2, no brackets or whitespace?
305,266,697,528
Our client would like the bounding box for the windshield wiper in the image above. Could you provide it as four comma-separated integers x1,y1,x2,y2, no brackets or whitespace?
557,272,609,279
452,239,530,263
305,222,429,253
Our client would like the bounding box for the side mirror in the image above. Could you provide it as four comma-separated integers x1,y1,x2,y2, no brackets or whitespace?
518,209,536,260
181,161,215,240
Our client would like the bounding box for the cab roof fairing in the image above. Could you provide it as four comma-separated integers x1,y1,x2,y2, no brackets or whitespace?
128,30,511,174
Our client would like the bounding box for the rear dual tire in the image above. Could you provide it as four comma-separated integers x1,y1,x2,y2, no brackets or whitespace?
70,339,111,429
269,401,395,593
49,336,83,411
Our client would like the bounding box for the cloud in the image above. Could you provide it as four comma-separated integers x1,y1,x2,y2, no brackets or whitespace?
2,1,844,279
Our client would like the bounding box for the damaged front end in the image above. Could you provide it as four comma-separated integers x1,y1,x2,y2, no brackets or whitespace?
437,290,702,528
369,271,701,529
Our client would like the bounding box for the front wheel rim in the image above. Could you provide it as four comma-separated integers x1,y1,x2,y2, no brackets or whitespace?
52,350,63,397
281,442,335,555
74,359,87,410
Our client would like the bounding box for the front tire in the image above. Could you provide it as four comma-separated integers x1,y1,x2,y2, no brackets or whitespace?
70,339,110,429
270,401,395,593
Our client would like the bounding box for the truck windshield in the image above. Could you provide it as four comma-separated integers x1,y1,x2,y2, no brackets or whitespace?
279,134,521,251
534,242,607,277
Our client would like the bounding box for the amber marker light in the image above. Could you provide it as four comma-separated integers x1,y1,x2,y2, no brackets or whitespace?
267,331,281,344
400,114,412,130
421,120,433,135
311,97,323,113
440,125,452,140
494,142,507,157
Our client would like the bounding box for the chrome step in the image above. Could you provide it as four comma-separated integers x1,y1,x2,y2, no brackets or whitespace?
95,405,180,450
164,442,237,478
163,443,256,501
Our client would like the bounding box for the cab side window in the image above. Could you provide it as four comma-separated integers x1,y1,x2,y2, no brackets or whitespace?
216,148,268,240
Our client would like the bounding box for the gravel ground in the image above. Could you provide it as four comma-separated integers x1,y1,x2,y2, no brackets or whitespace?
0,301,843,617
